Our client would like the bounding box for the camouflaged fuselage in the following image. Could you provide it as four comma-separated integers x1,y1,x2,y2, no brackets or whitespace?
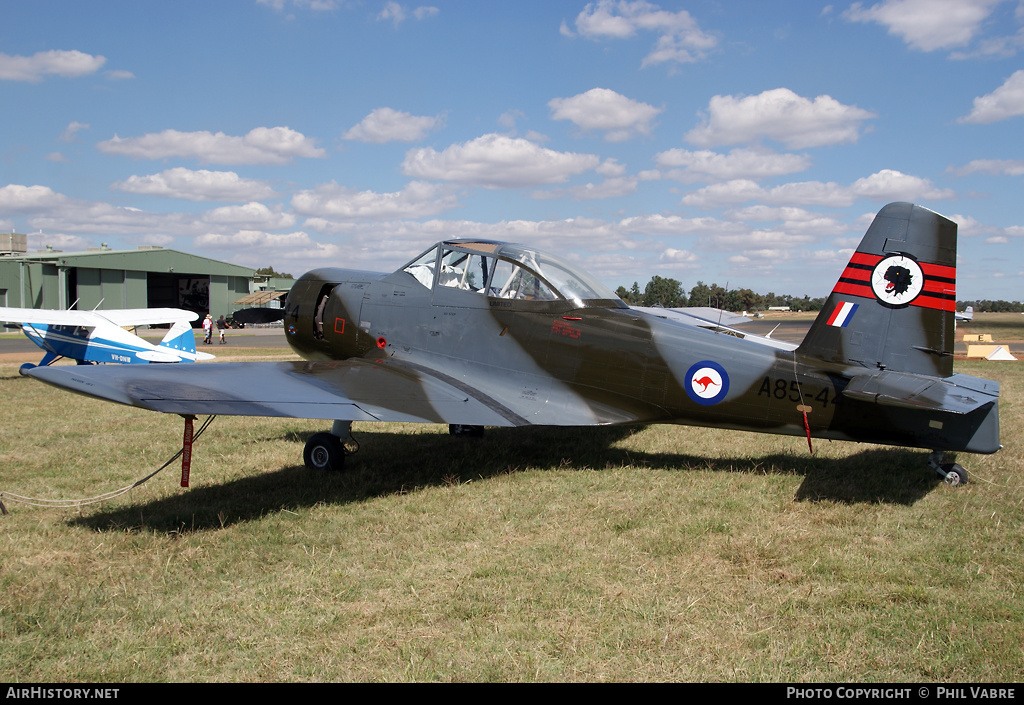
282,258,999,454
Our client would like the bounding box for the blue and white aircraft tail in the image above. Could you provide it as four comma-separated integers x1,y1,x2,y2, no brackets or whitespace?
0,307,215,373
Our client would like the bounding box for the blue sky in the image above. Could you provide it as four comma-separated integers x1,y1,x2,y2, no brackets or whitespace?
2,0,1023,300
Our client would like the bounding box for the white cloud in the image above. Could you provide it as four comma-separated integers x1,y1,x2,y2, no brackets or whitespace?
681,169,954,208
0,50,106,82
378,1,406,24
60,122,90,143
843,0,1003,52
959,70,1024,123
112,168,278,201
97,127,325,165
619,213,737,237
658,248,699,265
549,88,662,141
727,206,850,237
26,232,95,253
258,0,344,11
292,180,459,221
0,184,68,211
202,202,296,230
703,229,818,252
686,88,876,149
343,108,443,143
565,0,718,67
196,230,343,266
948,157,1024,176
849,169,956,201
656,147,812,182
377,2,438,26
401,134,601,188
680,179,772,208
540,176,640,201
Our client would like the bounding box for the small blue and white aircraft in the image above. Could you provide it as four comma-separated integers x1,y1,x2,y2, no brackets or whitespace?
0,307,214,372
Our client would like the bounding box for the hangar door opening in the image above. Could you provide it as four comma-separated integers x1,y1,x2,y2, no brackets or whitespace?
148,273,210,322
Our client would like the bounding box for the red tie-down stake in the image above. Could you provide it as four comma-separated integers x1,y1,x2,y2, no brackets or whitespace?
181,415,195,487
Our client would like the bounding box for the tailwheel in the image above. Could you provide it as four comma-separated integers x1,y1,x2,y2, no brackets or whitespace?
304,432,346,472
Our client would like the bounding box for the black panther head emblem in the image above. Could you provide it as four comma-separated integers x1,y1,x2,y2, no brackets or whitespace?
882,265,913,296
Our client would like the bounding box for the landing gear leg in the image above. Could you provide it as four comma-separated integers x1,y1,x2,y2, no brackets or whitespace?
928,451,968,487
303,420,352,472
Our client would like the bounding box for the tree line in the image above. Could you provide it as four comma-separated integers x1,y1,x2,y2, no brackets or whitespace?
614,276,826,312
957,300,1024,313
614,276,1021,314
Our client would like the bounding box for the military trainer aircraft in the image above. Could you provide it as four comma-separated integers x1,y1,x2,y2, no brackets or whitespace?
25,202,1000,486
2,306,214,372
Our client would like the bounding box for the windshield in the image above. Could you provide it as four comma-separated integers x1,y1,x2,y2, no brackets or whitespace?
402,241,623,305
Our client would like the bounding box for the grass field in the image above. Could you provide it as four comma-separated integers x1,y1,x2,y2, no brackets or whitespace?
1,345,1022,682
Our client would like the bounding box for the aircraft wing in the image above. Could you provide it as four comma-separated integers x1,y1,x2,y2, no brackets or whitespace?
633,306,753,328
0,307,198,327
632,306,798,351
0,307,97,326
25,359,531,427
91,308,199,327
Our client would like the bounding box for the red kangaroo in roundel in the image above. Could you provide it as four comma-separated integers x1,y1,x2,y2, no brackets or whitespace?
692,375,719,394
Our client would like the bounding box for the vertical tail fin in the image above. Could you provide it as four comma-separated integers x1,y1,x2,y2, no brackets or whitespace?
158,320,200,356
798,202,957,377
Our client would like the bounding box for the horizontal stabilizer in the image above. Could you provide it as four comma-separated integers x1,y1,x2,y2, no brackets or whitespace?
842,370,999,414
137,350,186,363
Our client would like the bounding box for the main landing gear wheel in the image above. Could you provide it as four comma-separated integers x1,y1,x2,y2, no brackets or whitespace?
449,424,485,437
939,463,968,487
928,451,967,487
304,432,346,472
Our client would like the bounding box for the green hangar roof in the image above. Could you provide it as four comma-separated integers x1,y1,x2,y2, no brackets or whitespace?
1,247,258,318
14,247,255,277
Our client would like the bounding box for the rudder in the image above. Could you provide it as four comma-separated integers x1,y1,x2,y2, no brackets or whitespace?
798,202,957,378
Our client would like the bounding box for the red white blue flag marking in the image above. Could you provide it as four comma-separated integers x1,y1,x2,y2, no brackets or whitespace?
827,301,859,328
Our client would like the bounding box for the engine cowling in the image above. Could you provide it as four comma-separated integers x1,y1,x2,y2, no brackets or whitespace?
283,269,379,361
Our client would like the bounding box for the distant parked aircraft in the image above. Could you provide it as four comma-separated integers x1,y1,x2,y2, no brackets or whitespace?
1,307,214,373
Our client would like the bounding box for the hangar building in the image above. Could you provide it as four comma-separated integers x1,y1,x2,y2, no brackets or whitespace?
0,241,257,322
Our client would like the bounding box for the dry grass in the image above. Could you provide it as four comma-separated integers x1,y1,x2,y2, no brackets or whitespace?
1,352,1022,682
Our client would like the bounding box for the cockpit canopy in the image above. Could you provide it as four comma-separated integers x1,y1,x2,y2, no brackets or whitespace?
401,240,625,307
